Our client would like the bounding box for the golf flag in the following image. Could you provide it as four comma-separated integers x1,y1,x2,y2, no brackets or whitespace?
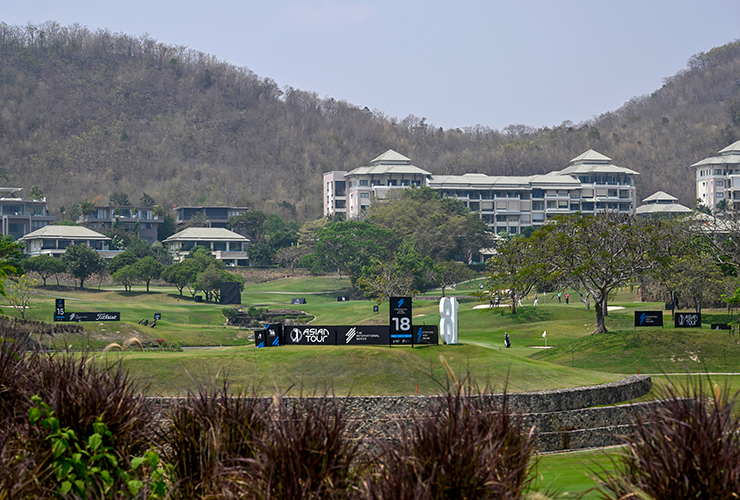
542,331,547,337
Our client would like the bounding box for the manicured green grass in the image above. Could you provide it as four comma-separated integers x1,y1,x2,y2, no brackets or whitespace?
103,342,618,397
530,448,620,498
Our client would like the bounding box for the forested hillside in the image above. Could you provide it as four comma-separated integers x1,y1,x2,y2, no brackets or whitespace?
1,22,739,221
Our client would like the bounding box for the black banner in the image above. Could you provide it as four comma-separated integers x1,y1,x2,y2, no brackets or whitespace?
265,324,283,346
56,312,120,322
414,325,439,345
390,297,412,345
711,323,731,330
635,311,663,327
284,325,337,346
341,325,390,345
675,312,701,328
254,329,266,348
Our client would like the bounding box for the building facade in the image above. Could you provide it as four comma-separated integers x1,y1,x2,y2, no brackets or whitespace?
20,225,119,260
174,206,248,229
0,188,55,240
77,206,163,243
163,227,250,266
324,149,639,234
693,140,740,211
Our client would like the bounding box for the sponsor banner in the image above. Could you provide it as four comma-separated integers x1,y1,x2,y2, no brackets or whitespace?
254,329,266,348
57,312,120,322
265,324,283,347
634,311,663,327
675,313,701,328
414,325,439,345
342,325,390,345
711,323,731,330
285,325,337,346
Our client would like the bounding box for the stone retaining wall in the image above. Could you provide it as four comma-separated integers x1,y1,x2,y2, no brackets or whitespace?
146,375,653,452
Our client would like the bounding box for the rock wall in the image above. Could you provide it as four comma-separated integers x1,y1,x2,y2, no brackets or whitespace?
146,375,653,452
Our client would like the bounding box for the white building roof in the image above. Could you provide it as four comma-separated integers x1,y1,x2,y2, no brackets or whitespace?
570,149,612,163
20,225,110,241
370,149,412,164
163,227,249,243
642,191,678,203
427,172,581,189
692,141,740,167
636,203,691,215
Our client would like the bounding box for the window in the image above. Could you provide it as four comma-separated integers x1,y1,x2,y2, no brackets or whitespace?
715,169,723,175
359,180,368,186
213,241,227,252
335,181,346,196
469,202,480,211
717,193,725,198
717,181,725,187
546,201,556,209
335,200,346,208
388,179,398,186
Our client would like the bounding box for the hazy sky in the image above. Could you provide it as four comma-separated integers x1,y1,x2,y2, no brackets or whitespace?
3,1,739,130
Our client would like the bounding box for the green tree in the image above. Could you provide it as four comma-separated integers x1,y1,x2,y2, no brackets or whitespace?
108,251,139,276
139,192,156,207
436,261,475,297
134,256,164,292
24,254,66,286
228,211,267,241
79,201,95,216
160,260,200,297
247,242,275,267
483,234,550,314
311,220,393,281
62,244,106,289
0,236,24,296
29,185,44,200
157,213,177,241
6,274,38,319
112,264,139,292
109,192,130,207
538,213,672,333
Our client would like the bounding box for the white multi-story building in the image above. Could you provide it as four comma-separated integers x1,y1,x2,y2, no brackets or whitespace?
323,149,639,234
693,140,740,211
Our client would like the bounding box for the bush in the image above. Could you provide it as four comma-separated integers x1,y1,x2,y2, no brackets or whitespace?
360,381,536,500
597,377,740,499
0,347,154,498
228,393,364,500
163,382,268,498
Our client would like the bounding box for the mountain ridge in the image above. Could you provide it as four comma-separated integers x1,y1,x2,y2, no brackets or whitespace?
1,22,739,221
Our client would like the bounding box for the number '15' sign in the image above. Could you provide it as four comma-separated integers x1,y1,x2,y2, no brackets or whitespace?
390,296,412,345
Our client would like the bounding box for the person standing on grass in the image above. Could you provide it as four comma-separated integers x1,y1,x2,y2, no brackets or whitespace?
534,294,539,307
565,293,569,305
504,332,511,348
558,292,561,303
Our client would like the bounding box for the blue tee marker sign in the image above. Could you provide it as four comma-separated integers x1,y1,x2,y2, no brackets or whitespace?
390,296,412,345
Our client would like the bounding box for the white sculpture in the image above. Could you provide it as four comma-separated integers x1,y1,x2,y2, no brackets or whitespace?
439,296,459,344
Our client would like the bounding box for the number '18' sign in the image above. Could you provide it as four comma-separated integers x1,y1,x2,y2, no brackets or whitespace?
390,297,412,345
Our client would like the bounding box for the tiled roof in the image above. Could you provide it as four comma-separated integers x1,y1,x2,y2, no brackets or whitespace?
163,227,249,242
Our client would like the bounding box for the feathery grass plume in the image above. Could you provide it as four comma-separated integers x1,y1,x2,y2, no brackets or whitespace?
439,354,458,386
596,374,740,499
360,376,536,500
100,342,123,358
232,391,364,500
122,337,144,350
163,380,268,499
